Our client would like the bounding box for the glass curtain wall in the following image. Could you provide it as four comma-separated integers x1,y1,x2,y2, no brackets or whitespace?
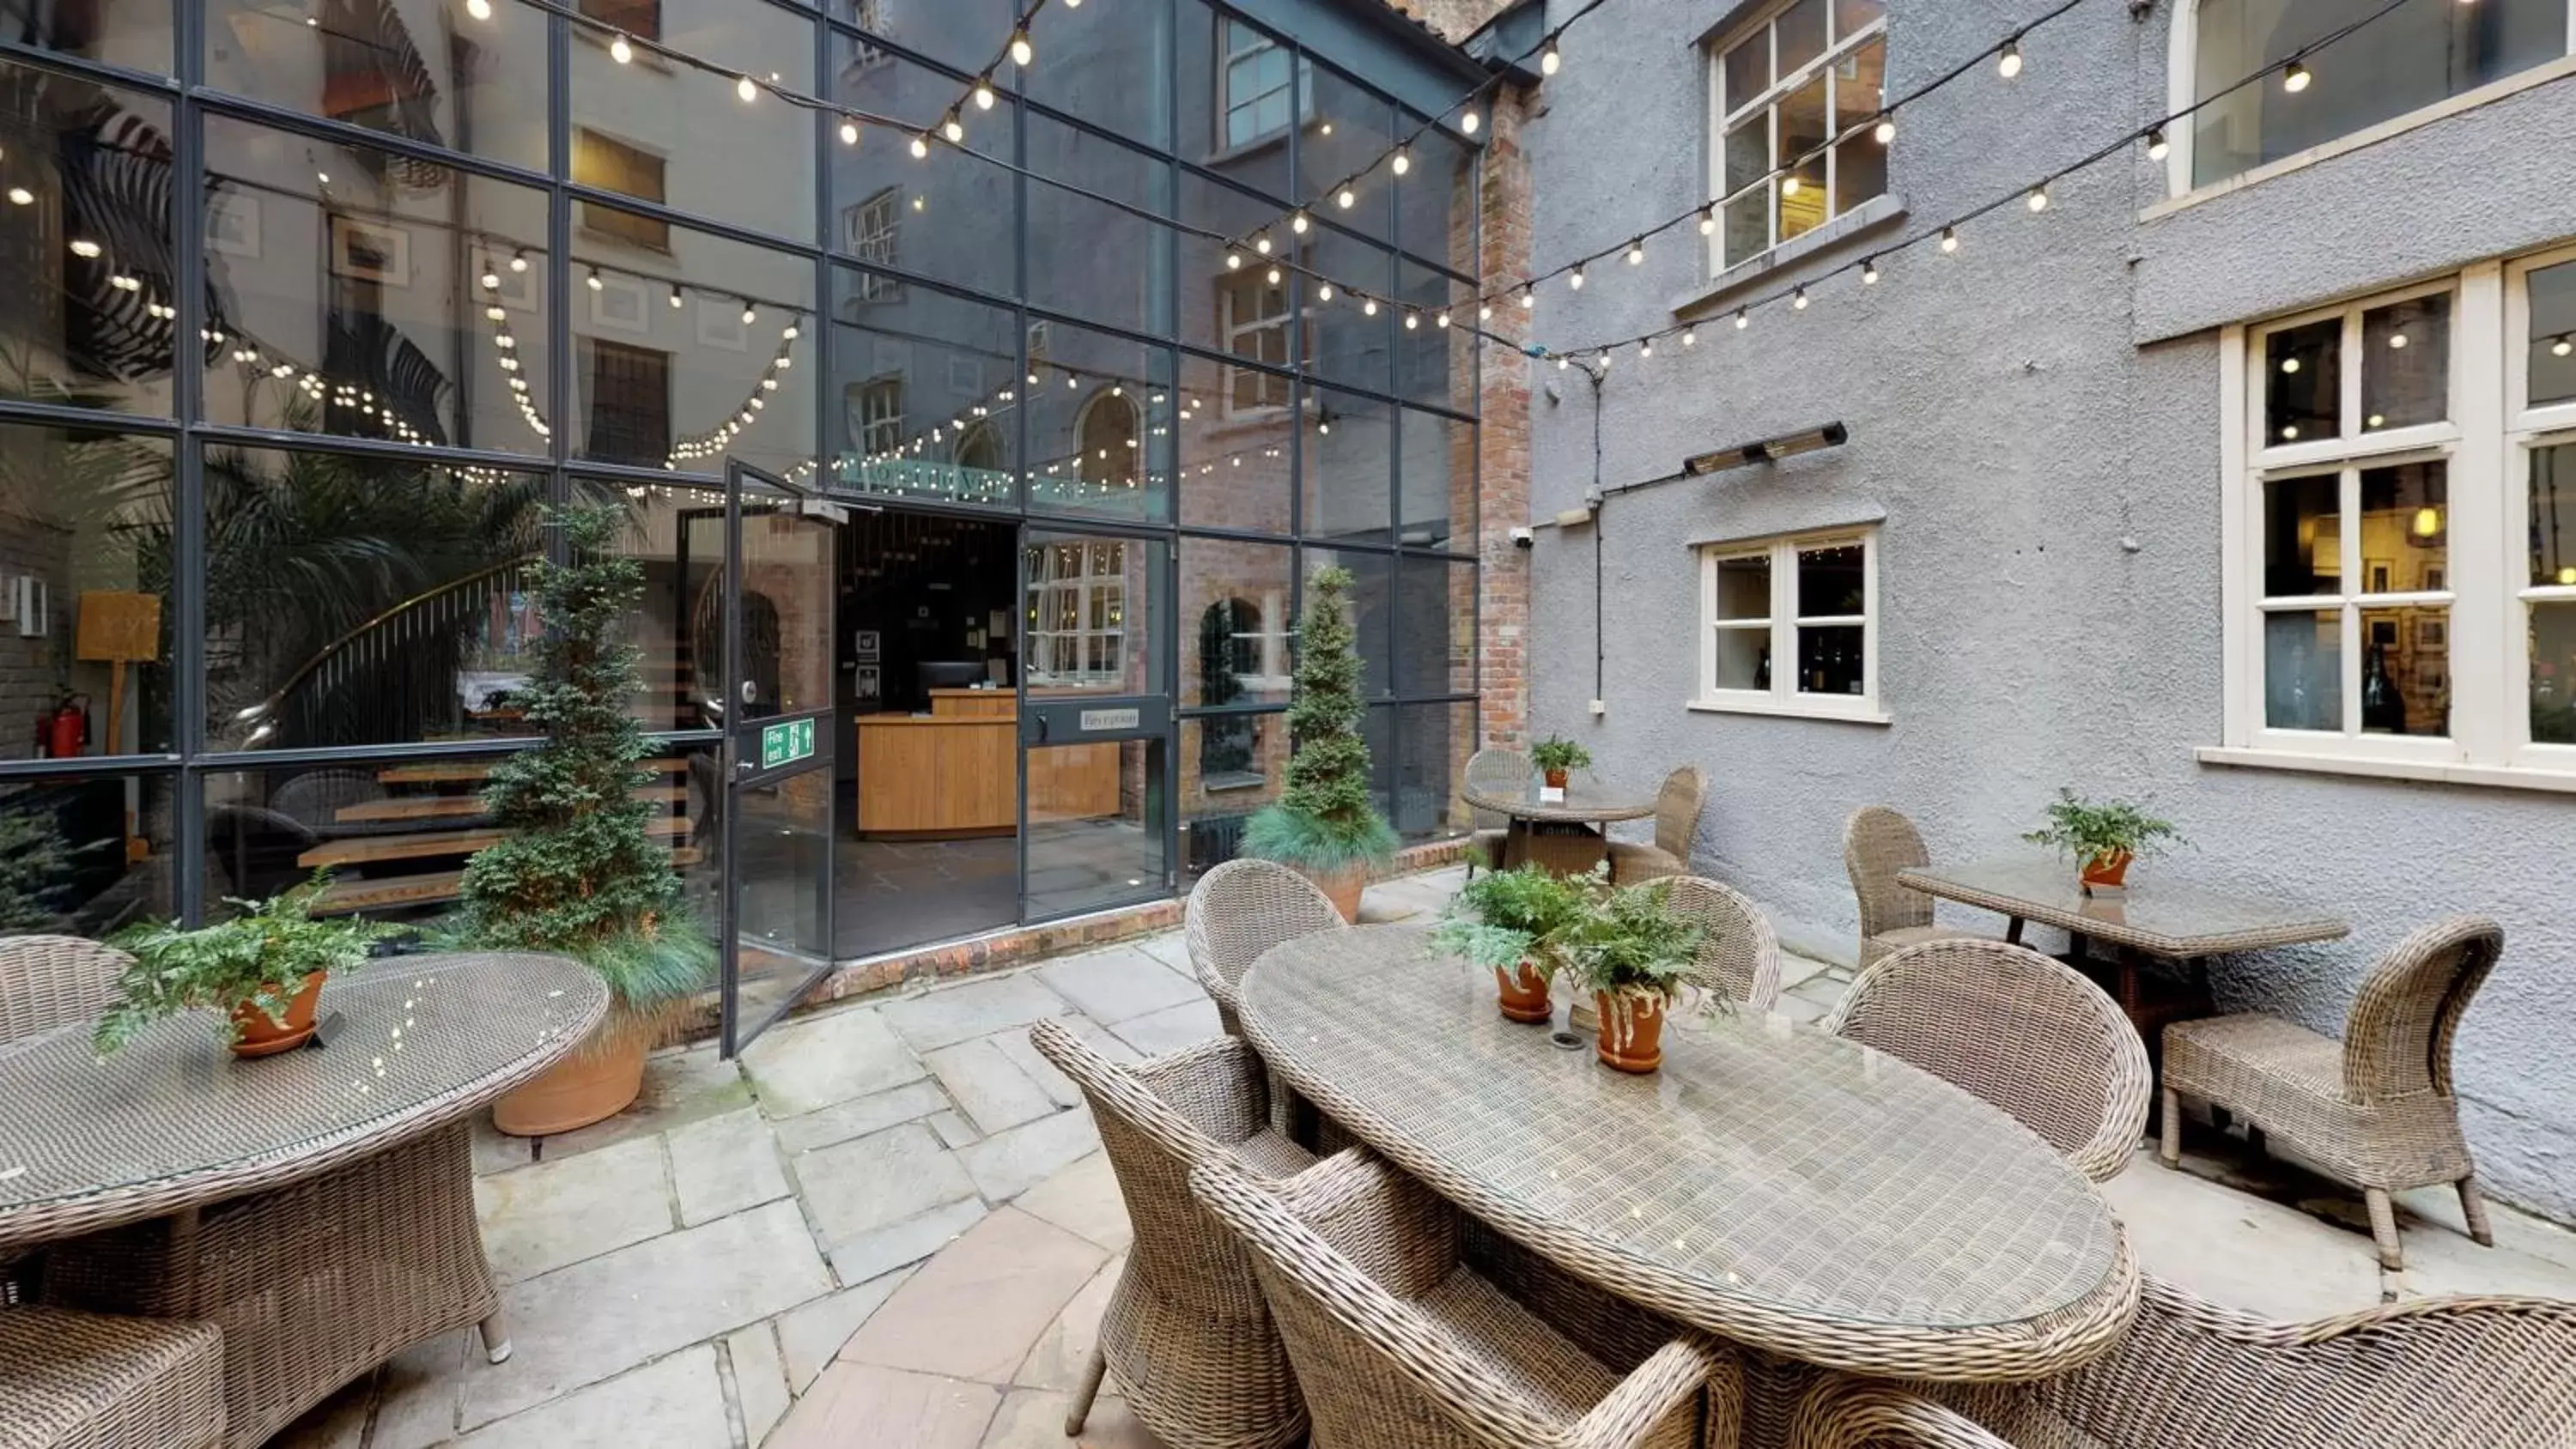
0,0,1478,937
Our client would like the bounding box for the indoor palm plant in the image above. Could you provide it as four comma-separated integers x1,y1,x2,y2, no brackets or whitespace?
95,872,408,1058
439,505,714,1135
1434,864,1590,1022
2024,788,2183,895
1557,877,1704,1074
1242,566,1396,920
1530,736,1591,791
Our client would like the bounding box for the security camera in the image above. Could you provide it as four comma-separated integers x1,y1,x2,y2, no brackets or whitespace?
1509,527,1535,549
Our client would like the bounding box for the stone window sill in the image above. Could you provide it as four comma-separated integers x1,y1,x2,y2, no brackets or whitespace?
1670,195,1906,316
1688,696,1891,726
2195,745,2576,796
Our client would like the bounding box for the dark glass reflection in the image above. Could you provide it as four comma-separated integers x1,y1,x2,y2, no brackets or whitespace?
2264,319,2340,446
0,772,174,935
0,422,174,760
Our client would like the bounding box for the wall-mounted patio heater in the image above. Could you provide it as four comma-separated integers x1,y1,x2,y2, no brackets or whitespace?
1681,421,1850,477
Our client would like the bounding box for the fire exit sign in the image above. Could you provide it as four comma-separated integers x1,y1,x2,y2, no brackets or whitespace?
759,717,817,769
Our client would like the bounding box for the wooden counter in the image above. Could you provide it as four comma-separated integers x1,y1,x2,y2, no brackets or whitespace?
854,689,1120,838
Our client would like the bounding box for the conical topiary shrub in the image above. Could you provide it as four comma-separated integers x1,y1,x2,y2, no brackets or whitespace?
1242,566,1395,918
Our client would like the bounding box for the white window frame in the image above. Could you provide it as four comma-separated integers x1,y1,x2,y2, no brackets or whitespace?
841,187,902,302
1218,21,1310,151
1025,539,1127,690
2160,0,2576,204
1704,1,1888,276
1217,270,1295,417
1690,527,1884,724
2214,252,2576,788
852,375,903,458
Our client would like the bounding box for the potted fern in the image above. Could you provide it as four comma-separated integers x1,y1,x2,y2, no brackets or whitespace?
1557,877,1704,1074
1530,736,1590,794
2024,789,2183,896
439,506,714,1136
1242,566,1396,920
95,872,407,1058
1433,864,1589,1022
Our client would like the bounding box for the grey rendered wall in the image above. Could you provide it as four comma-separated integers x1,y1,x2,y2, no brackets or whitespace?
1519,0,2576,1219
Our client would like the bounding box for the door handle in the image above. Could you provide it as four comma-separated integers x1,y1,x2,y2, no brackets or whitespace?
1034,714,1050,745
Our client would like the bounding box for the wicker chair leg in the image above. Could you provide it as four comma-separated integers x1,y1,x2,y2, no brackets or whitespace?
2457,1177,2496,1248
2158,1087,2182,1166
1066,1346,1109,1434
2365,1188,2405,1271
479,1310,513,1364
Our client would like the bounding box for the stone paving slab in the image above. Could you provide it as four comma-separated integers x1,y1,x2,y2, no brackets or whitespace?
841,1208,1109,1382
743,1008,927,1118
771,1079,949,1155
923,1036,1062,1136
828,1197,990,1287
1035,945,1205,1025
1012,1150,1132,1253
454,1345,732,1449
775,1271,912,1394
539,1044,750,1160
668,1106,793,1228
770,1363,1000,1449
1104,997,1224,1058
727,1325,792,1448
880,974,1078,1053
795,1119,981,1249
471,1134,674,1284
956,1105,1102,1203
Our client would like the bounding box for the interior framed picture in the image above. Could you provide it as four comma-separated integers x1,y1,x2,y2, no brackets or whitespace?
696,297,750,352
207,190,260,258
854,665,880,700
476,246,538,313
854,629,879,664
2421,565,2446,592
2417,617,2447,650
2365,558,2396,595
589,273,653,335
329,215,410,287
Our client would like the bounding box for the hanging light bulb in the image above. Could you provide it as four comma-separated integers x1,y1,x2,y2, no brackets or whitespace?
1941,226,1960,252
911,133,931,159
1735,308,1749,330
1997,36,2023,78
1568,264,1584,290
1637,336,1653,359
840,116,862,145
1793,286,1809,310
586,266,605,290
69,239,100,258
942,114,964,143
1478,303,1492,321
486,304,507,321
2555,335,2574,358
974,80,995,111
1224,250,1243,270
1460,109,1479,136
5,187,30,206
1392,146,1411,177
1872,112,1895,145
1317,282,1335,302
1783,174,1803,198
2283,58,2311,92
511,250,530,273
1625,238,1644,265
1681,327,1698,348
1291,210,1310,234
1266,264,1282,284
1254,234,1273,256
741,300,757,326
1698,205,1716,236
1009,28,1033,66
1520,285,1534,310
2146,127,2170,161
466,0,490,17
737,74,757,102
1336,185,1357,209
2414,506,2442,537
2026,185,2050,212
1404,310,1419,330
1540,39,1560,76
480,264,501,289
1362,297,1379,316
610,33,633,64
670,289,686,308
1862,257,1880,284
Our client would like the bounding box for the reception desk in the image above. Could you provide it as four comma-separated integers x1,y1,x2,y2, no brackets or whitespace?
854,689,1120,838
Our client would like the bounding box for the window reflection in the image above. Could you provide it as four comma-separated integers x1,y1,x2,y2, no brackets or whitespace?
567,0,816,241
205,0,550,173
825,271,1018,506
0,423,173,760
1302,385,1390,543
1176,350,1291,533
0,772,174,936
831,37,1016,299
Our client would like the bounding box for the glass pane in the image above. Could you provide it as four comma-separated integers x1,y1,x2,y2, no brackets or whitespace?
830,45,1017,298
1025,0,1170,147
599,482,724,735
1182,714,1285,879
2263,319,2341,444
1716,555,1771,619
1027,737,1166,920
2530,260,2576,408
827,271,1017,506
2360,460,2445,588
0,771,174,936
207,0,547,172
1176,350,1291,533
1835,0,1886,38
1302,386,1393,544
1304,548,1392,701
731,749,834,1021
1397,117,1476,276
2263,473,2339,597
204,112,550,454
1721,33,1770,112
1832,39,1887,215
1398,409,1473,552
2533,442,2576,588
1394,555,1474,699
2533,602,2576,744
1777,0,1828,75
1181,172,1288,358
571,209,816,480
2263,609,2342,731
1023,533,1163,697
1391,700,1473,840
2362,294,2448,431
1796,543,1864,616
1182,539,1293,709
1026,325,1174,524
0,423,173,760
1775,76,1827,243
569,0,816,241
1395,262,1468,411
1723,115,1771,196
1177,0,1291,197
1713,627,1770,691
206,449,545,751
1305,227,1394,396
1795,623,1864,696
1722,189,1769,268
830,0,1012,76
1299,63,1395,245
5,0,171,70
1027,116,1171,337
2361,605,2446,737
0,60,175,418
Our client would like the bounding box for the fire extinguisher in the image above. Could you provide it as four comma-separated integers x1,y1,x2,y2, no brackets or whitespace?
36,692,89,759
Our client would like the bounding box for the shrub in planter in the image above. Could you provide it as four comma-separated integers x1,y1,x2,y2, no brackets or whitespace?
1557,878,1704,1074
95,872,408,1058
1433,865,1590,1022
2024,789,2182,894
1242,567,1396,919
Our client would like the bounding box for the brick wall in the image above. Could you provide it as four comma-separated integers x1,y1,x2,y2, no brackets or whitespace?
1475,82,1534,755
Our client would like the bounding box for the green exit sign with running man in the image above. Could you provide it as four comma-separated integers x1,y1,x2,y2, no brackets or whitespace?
759,717,817,769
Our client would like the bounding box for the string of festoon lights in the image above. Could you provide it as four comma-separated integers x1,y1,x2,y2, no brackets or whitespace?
1522,0,2483,368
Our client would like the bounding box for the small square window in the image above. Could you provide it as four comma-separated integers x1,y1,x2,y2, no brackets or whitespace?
1698,529,1880,719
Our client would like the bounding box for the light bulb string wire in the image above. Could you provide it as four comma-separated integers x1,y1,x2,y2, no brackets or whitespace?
1528,0,2454,362
1500,0,2097,303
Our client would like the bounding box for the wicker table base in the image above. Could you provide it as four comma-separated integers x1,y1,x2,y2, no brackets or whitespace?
1504,822,1608,877
40,1123,502,1449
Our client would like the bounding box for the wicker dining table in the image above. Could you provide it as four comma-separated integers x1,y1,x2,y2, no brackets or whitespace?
1239,925,2141,1383
0,952,607,1448
1457,778,1657,876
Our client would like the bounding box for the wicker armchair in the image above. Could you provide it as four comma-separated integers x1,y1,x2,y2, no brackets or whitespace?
0,1306,227,1449
2161,915,2504,1270
1842,807,1999,971
1824,939,2149,1184
1185,858,1346,1036
1663,876,1781,1014
1030,1019,1313,1448
1463,749,1529,878
0,936,129,1045
1190,1149,1739,1449
1608,767,1706,885
1783,1276,2576,1449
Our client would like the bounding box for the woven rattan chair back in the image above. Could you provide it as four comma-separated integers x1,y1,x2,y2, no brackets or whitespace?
1662,876,1781,1013
1649,766,1706,862
1464,749,1529,833
1825,939,2151,1183
1185,858,1346,1034
1842,806,1936,947
2341,915,2502,1106
0,934,131,1044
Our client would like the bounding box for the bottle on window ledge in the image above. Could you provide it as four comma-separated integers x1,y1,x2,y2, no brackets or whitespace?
2361,639,2408,735
1753,645,1771,692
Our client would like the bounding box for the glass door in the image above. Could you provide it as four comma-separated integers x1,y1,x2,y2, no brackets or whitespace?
1018,528,1173,922
719,461,838,1056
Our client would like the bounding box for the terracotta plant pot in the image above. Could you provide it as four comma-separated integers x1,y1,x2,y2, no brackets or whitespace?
1543,767,1571,791
229,972,326,1058
1494,962,1553,1023
493,1023,649,1137
2080,849,2134,894
1304,864,1367,924
1593,990,1668,1074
